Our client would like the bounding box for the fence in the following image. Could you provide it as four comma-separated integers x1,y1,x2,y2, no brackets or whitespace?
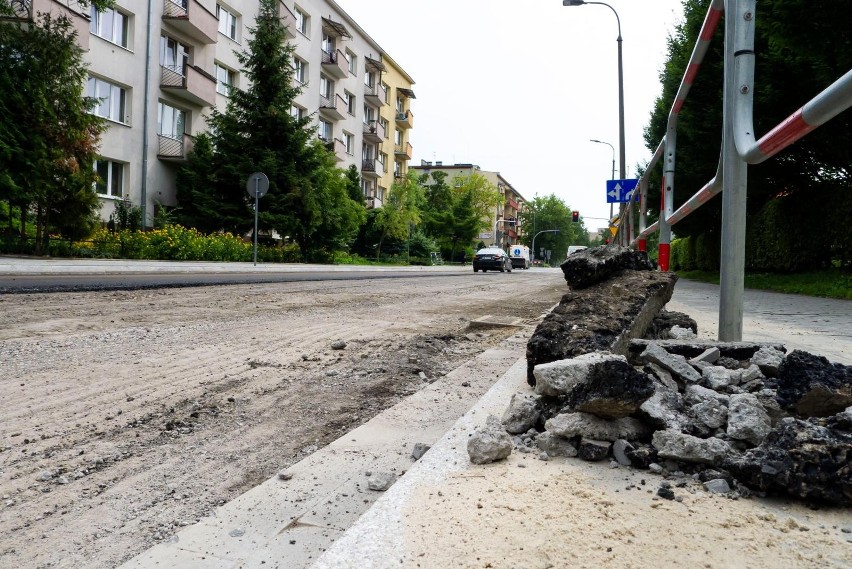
624,0,852,341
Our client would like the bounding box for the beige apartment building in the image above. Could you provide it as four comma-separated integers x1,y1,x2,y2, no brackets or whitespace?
409,162,526,250
24,0,414,227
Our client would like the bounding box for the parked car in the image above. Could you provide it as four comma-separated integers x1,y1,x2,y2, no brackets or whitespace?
473,247,512,273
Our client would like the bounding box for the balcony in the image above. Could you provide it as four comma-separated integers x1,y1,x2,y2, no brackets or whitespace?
364,83,386,107
28,0,89,49
160,64,216,107
322,137,346,161
394,142,413,160
506,198,519,211
321,49,349,80
506,229,518,239
277,1,297,38
362,120,385,144
361,158,383,179
319,93,347,121
157,133,194,162
162,0,217,45
366,196,383,209
395,109,414,129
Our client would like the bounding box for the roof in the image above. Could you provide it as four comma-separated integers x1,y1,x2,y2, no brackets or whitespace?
322,17,351,39
397,87,416,99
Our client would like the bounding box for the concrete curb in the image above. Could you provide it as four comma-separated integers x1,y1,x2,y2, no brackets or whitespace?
119,332,532,568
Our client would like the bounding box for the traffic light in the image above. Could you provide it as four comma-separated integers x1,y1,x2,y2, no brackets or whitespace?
571,211,579,223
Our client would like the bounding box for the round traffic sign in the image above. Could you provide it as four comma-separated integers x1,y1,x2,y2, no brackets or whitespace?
246,172,270,198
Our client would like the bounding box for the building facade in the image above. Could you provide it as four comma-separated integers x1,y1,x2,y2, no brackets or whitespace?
409,162,526,250
27,0,414,227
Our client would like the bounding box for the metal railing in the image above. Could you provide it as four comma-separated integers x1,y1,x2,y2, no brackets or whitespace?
628,0,852,341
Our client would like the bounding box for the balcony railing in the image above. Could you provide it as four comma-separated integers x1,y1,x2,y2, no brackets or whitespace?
162,0,217,44
395,109,414,129
157,133,194,161
362,120,385,143
321,137,346,161
160,64,216,107
506,198,519,211
394,142,413,160
278,1,297,38
366,196,384,209
319,93,347,120
361,158,382,178
320,49,349,79
365,83,387,107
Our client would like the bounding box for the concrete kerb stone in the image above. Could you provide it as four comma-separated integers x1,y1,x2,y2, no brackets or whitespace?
119,335,530,569
312,358,532,568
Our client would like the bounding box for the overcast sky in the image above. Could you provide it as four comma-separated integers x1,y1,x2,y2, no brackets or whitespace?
338,0,686,230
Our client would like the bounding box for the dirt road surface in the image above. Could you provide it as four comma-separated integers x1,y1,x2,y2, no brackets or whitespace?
0,271,566,568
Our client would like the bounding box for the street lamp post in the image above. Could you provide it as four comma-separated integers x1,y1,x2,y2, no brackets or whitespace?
590,138,616,220
531,229,560,267
565,0,625,244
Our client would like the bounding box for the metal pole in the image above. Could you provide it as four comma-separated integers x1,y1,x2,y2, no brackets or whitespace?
253,179,259,266
140,0,153,229
616,22,626,246
590,139,615,220
531,229,560,267
718,0,748,341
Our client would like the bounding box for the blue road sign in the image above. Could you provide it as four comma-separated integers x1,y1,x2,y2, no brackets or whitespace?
606,179,640,203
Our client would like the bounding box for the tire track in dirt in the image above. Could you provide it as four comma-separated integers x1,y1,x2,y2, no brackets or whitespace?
0,272,568,568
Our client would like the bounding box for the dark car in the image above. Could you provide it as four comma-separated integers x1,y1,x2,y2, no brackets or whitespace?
472,247,512,273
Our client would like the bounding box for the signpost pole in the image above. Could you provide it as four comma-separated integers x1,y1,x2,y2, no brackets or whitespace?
253,178,259,266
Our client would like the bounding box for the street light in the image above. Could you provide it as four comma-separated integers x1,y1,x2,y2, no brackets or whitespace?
590,139,616,220
531,229,560,267
565,0,625,244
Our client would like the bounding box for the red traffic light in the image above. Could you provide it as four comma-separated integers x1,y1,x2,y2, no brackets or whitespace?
571,211,580,223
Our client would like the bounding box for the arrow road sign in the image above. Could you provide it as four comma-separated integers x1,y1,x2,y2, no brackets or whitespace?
606,179,640,203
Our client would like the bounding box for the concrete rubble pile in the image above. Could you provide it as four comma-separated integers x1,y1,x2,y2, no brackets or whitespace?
469,246,852,505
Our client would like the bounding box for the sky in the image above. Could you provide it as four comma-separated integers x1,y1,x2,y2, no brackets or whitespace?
337,0,686,231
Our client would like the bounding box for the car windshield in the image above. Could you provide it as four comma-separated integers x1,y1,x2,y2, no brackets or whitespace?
476,248,504,255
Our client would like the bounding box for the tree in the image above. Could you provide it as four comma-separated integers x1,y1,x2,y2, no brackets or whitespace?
177,0,365,255
453,173,502,233
0,8,106,252
644,0,852,266
373,172,422,259
522,194,585,264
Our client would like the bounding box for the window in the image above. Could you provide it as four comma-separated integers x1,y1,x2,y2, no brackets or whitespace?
363,105,374,124
90,6,128,48
395,129,402,145
290,105,305,120
362,143,374,161
158,101,186,139
216,4,238,40
294,6,308,36
318,119,332,142
382,82,390,103
380,153,388,172
347,51,357,75
380,118,389,139
87,77,127,123
320,76,333,98
293,57,307,84
361,180,371,198
160,35,188,74
321,32,335,55
364,71,375,88
345,91,355,115
396,97,404,113
214,63,234,96
343,132,354,155
93,159,124,197
394,161,402,177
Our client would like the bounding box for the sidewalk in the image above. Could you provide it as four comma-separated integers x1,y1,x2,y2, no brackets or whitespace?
0,256,467,275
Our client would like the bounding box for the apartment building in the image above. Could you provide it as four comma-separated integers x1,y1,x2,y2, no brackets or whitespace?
409,162,526,249
26,0,414,226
